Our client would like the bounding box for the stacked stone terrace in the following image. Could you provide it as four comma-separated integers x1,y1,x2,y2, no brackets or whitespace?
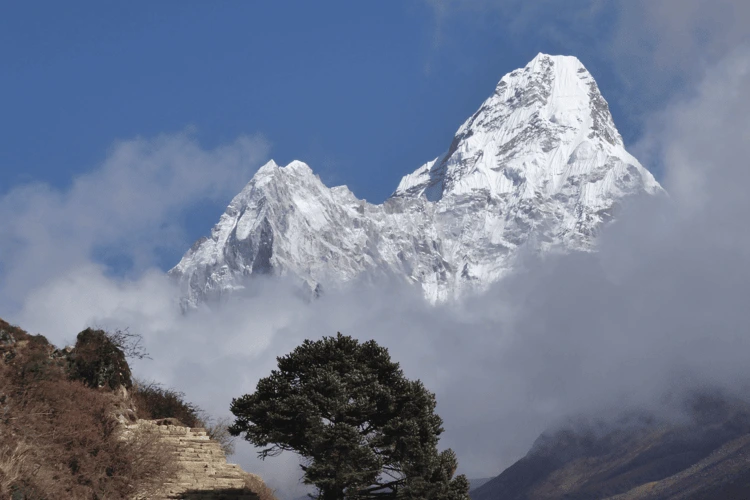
130,419,260,500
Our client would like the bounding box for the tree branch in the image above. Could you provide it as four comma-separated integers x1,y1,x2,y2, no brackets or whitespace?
356,477,405,494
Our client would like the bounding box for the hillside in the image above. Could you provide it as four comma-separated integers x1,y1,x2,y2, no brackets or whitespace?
470,395,750,500
0,318,275,500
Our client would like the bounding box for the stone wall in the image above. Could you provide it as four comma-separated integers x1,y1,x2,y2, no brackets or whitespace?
125,419,261,500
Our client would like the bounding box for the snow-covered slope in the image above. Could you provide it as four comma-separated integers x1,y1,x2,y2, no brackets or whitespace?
170,54,662,307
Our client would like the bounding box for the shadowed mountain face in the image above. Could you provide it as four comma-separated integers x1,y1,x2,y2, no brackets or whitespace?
469,478,493,492
471,394,750,500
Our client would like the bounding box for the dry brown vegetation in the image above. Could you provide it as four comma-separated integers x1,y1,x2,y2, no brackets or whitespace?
0,319,175,499
131,378,203,427
201,415,237,456
244,472,281,500
0,318,275,500
132,378,237,456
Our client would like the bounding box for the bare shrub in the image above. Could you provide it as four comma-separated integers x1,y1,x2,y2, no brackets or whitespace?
199,414,237,456
243,472,280,500
103,327,150,361
109,423,179,500
131,378,201,427
132,379,236,454
0,441,31,497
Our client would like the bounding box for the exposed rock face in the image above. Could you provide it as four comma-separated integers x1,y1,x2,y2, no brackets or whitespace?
171,54,663,307
125,420,261,500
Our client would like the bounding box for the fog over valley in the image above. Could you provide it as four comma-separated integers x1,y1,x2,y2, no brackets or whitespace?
1,2,749,499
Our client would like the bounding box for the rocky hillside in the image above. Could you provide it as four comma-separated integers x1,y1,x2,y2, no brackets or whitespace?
0,318,275,500
125,419,268,500
470,394,750,500
171,54,662,307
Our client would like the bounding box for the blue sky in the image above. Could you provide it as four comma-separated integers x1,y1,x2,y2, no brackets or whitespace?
3,3,750,493
2,2,640,202
0,0,732,275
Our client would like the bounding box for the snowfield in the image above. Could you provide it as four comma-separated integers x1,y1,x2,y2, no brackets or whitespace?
170,54,662,308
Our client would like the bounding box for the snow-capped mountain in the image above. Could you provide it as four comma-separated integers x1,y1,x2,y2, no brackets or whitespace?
170,54,662,307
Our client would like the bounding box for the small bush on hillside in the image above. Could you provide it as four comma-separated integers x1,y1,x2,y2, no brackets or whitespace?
132,380,237,455
243,472,279,500
200,414,236,456
132,379,201,428
102,327,150,361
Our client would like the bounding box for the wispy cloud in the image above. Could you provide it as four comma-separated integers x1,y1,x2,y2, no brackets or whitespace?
422,0,750,126
2,14,750,497
3,46,750,495
0,131,269,310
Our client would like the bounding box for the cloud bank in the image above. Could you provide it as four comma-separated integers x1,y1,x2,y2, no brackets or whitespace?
2,43,750,500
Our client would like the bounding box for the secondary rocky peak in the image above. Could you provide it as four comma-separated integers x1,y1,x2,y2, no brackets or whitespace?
171,54,662,307
249,159,315,184
226,159,324,215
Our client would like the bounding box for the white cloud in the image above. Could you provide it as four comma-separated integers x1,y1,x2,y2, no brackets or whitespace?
613,0,750,76
423,0,750,127
2,32,750,500
0,131,269,311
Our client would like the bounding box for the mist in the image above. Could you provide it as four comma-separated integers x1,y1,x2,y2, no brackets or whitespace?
2,28,750,500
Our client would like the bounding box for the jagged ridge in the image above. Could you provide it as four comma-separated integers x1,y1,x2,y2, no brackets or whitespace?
171,54,662,307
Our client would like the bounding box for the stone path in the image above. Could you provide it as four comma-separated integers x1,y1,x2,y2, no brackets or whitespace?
128,420,260,500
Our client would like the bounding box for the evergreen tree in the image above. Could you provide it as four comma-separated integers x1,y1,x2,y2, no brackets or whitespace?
229,333,470,499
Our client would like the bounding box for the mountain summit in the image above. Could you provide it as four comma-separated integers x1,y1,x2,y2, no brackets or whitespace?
170,54,662,307
394,53,627,201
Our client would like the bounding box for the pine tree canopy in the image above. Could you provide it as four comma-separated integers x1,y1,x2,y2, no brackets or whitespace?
229,332,470,500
